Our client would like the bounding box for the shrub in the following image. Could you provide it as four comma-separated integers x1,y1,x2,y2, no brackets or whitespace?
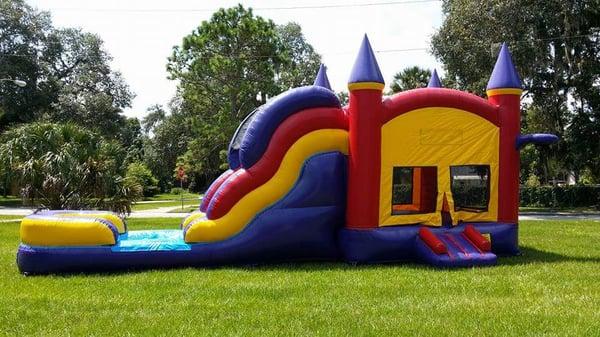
170,187,185,195
520,185,600,209
0,122,142,214
126,162,160,197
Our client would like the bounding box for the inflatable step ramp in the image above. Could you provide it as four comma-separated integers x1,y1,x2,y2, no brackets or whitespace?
416,225,497,267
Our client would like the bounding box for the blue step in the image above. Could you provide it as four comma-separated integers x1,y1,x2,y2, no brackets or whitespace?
416,231,497,268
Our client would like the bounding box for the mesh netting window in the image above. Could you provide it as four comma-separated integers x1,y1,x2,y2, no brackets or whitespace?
450,165,490,212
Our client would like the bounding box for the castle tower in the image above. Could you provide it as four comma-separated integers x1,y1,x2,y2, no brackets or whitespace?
346,35,385,229
313,64,332,90
487,43,522,223
427,69,442,88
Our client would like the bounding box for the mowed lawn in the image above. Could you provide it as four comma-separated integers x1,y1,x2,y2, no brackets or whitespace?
1,219,600,336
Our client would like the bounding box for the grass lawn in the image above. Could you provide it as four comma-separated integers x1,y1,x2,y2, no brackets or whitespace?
131,192,202,211
168,205,200,213
142,192,202,201
0,215,23,221
0,196,24,208
131,199,200,211
1,219,600,336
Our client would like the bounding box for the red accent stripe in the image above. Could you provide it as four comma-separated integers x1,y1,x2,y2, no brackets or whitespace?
463,224,492,252
345,89,382,228
382,88,500,126
491,94,521,223
462,233,483,254
206,107,347,219
419,227,447,254
199,169,236,212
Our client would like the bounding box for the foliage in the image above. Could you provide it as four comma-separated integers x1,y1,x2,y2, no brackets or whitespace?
126,162,159,197
520,185,600,209
0,0,55,127
525,174,541,187
170,187,186,195
275,22,322,90
0,0,134,139
337,91,349,106
141,100,193,191
162,5,322,189
389,66,431,93
0,122,141,213
431,0,600,183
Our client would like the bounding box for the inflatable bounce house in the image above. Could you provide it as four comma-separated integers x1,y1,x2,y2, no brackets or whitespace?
17,36,557,274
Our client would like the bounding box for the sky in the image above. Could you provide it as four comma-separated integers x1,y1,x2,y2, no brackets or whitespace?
27,0,444,119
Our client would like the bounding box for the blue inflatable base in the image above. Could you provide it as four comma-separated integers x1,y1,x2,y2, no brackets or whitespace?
18,222,518,274
338,223,518,267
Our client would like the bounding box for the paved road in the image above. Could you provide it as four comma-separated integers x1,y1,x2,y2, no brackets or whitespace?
519,212,600,221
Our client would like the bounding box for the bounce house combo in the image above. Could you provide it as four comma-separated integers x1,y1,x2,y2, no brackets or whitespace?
17,36,557,274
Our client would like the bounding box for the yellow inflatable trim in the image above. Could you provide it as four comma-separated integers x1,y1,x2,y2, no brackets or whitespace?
181,211,206,229
20,216,117,246
55,212,126,233
347,82,385,91
486,88,522,97
185,129,349,243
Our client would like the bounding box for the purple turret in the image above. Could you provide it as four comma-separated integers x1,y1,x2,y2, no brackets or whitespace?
427,69,442,88
313,64,332,90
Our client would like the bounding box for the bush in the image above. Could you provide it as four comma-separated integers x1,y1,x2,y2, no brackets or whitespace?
126,162,160,197
170,187,185,195
0,122,142,214
520,185,600,209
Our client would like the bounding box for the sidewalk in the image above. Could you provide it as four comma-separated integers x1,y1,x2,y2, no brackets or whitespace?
0,207,598,221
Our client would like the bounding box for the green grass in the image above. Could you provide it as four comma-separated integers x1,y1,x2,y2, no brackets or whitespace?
131,199,200,211
143,192,202,201
168,205,200,213
0,196,24,208
1,219,600,336
0,215,23,221
131,192,202,211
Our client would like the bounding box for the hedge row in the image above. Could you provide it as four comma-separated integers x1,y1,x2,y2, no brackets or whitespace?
520,185,600,208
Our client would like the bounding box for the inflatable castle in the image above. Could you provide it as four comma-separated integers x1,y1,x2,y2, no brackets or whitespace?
17,35,557,274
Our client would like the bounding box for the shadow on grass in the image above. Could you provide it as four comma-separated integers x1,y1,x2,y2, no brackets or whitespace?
22,246,600,277
499,245,600,266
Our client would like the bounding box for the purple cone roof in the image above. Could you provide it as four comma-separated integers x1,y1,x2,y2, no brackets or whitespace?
487,43,521,90
313,64,332,90
427,69,442,88
348,34,384,84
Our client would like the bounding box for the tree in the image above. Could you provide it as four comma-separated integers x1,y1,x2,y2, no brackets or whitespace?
126,162,159,197
337,91,349,106
276,22,322,90
431,0,600,183
142,99,193,191
0,1,134,137
166,5,322,187
0,122,142,213
44,28,134,137
0,0,56,128
141,104,166,134
389,66,431,93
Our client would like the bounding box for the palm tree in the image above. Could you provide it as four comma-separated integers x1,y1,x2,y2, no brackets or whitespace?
0,122,142,214
389,66,432,93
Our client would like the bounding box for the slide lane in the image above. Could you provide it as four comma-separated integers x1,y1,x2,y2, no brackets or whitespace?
184,129,349,243
199,169,236,212
206,107,347,219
